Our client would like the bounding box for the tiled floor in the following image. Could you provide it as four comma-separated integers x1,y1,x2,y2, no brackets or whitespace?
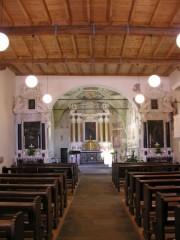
57,167,141,240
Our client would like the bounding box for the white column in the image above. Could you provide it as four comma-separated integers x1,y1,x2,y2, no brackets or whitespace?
77,116,82,142
98,116,103,142
71,116,76,142
104,116,109,142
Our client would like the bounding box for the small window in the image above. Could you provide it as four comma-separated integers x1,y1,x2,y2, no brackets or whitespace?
151,99,158,109
28,99,35,109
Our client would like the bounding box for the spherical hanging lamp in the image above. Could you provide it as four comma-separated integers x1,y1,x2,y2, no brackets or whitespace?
25,35,38,88
42,93,52,104
42,63,52,104
148,74,161,88
0,1,9,51
135,93,145,104
25,75,38,88
0,32,9,51
148,35,161,88
176,33,180,48
134,64,145,104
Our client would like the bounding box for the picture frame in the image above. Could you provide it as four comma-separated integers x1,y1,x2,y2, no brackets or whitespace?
28,99,35,109
147,120,164,148
84,122,97,141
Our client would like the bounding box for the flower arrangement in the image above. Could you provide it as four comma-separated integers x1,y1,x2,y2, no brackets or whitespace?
155,142,162,154
27,144,36,156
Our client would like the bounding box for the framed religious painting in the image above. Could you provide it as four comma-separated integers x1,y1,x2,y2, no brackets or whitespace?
84,122,97,141
147,120,164,148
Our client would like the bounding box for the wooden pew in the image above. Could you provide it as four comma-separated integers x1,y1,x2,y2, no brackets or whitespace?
11,163,78,192
0,187,52,240
0,212,24,240
175,204,180,240
125,170,180,206
134,176,180,226
0,196,42,240
153,192,180,240
1,170,66,215
4,164,75,193
143,185,180,240
0,178,59,228
113,162,180,192
129,173,180,215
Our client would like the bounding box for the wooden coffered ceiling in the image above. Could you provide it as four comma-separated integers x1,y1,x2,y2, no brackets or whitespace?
0,0,180,77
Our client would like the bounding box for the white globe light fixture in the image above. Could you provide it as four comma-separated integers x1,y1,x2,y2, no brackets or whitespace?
135,93,145,104
42,63,52,104
176,33,180,48
25,75,38,88
148,74,161,88
42,93,52,104
25,35,38,88
0,32,9,51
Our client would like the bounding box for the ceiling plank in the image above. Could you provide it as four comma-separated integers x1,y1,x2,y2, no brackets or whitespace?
137,36,146,57
63,58,70,75
2,5,14,26
153,36,165,57
63,0,72,24
85,0,91,24
55,36,63,57
105,35,110,57
17,0,33,24
170,4,180,26
166,42,177,58
41,0,52,24
89,36,93,57
128,0,137,24
149,0,161,25
106,0,112,23
71,35,78,57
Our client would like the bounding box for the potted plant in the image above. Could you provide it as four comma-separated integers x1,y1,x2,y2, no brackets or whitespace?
27,144,36,156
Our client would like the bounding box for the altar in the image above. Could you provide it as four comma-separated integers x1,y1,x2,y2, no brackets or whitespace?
80,151,103,164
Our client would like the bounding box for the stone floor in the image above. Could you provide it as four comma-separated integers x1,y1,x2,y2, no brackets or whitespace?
56,164,141,240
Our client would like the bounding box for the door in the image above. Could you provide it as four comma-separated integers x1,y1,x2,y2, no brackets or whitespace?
60,148,68,163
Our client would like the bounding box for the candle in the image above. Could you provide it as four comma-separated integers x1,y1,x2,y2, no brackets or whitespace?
38,136,39,148
24,136,25,147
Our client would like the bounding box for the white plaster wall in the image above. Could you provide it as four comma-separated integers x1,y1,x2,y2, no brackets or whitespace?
0,68,16,170
16,75,170,109
169,69,180,162
16,75,171,161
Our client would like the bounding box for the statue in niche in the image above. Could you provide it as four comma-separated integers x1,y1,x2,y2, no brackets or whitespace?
101,102,110,114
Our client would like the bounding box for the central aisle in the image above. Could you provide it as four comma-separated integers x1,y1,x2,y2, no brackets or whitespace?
58,173,140,240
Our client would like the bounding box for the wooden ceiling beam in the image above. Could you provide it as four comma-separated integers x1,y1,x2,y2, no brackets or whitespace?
2,25,180,36
1,57,180,65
